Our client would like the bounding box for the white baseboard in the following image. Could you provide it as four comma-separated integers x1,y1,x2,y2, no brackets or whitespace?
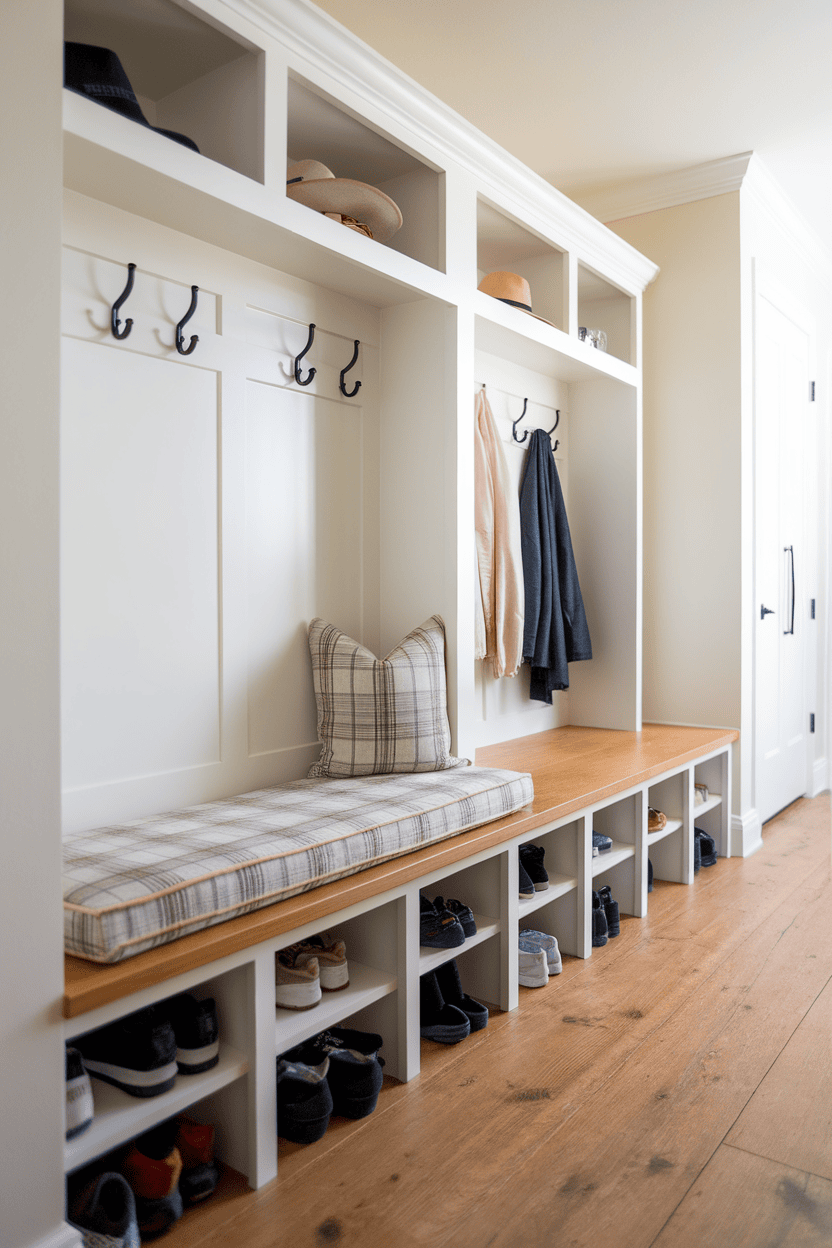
811,757,829,797
24,1226,82,1248
732,808,763,857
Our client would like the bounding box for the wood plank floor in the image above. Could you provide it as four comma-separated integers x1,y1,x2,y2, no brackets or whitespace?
168,794,831,1248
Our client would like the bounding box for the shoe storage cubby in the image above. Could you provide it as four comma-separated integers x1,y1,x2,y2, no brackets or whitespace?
274,905,400,1074
648,772,690,886
693,752,731,857
518,821,581,957
418,856,502,969
577,263,635,365
64,964,249,1177
592,794,641,921
63,0,265,181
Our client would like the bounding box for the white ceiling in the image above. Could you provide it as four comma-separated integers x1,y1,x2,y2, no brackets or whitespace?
310,0,832,254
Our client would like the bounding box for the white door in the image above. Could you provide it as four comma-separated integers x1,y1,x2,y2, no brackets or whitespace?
754,290,809,823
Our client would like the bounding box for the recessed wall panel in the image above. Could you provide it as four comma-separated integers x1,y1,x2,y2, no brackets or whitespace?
61,338,220,789
245,381,364,757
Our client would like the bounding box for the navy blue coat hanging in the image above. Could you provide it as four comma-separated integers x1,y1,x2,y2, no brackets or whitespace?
519,429,592,703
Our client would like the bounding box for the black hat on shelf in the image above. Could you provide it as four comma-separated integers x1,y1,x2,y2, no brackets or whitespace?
64,42,200,154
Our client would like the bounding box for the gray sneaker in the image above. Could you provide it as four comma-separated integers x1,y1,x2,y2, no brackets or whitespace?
519,929,562,975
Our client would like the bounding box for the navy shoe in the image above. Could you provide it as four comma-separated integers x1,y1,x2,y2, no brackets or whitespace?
284,1027,385,1120
592,831,613,855
276,1056,333,1143
69,1172,140,1248
518,857,536,899
420,894,465,948
166,994,219,1075
695,827,718,867
75,1005,178,1098
420,970,471,1044
434,895,477,937
592,891,609,947
435,959,489,1032
519,843,549,891
648,858,654,892
596,885,620,938
694,832,702,873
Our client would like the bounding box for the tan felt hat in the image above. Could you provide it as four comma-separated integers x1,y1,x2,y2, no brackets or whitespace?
286,160,403,243
477,271,556,327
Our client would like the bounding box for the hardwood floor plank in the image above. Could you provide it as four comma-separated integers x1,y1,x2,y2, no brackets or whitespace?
651,1145,832,1247
725,976,832,1181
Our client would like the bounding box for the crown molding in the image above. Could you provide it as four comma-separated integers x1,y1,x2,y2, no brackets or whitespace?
574,153,754,224
229,0,659,292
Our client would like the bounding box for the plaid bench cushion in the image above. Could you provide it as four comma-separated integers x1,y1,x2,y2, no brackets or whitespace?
63,766,534,963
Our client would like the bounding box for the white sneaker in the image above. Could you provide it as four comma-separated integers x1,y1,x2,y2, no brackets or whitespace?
275,946,322,1011
518,945,549,988
519,930,562,975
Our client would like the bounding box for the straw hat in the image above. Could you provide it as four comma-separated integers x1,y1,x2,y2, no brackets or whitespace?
477,271,555,327
286,160,403,243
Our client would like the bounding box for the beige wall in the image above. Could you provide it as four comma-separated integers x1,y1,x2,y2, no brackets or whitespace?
608,195,743,740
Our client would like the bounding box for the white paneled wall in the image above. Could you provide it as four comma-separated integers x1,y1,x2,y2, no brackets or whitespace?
61,193,380,831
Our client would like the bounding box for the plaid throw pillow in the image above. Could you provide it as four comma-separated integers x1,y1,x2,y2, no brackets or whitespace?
307,616,464,777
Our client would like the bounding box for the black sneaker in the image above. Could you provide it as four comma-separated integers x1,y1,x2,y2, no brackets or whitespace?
434,895,477,937
591,891,609,947
694,833,702,873
166,995,219,1075
596,885,620,938
276,1056,333,1143
519,843,549,891
435,959,489,1032
518,857,536,899
420,970,471,1044
695,827,718,867
65,1045,94,1139
285,1027,385,1120
75,1005,178,1098
648,858,654,892
420,894,465,948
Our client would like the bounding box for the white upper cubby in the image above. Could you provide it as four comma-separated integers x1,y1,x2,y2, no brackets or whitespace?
577,263,635,366
477,198,566,331
63,0,265,181
287,74,445,273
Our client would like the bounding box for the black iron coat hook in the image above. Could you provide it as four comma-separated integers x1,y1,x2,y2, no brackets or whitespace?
339,340,361,397
547,409,560,452
511,398,529,443
175,286,199,356
111,262,136,340
294,323,316,386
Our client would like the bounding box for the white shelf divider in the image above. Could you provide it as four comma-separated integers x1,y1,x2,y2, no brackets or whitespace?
418,913,500,976
64,1044,248,1173
274,960,396,1054
693,794,722,818
518,874,579,917
647,816,684,846
590,842,636,877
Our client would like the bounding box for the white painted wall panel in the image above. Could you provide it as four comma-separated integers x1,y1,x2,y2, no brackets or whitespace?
61,339,220,789
244,381,365,756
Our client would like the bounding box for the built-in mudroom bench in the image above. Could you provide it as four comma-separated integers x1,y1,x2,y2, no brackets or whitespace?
63,722,737,1200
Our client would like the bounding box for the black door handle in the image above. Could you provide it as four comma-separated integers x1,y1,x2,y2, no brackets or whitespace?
761,605,775,619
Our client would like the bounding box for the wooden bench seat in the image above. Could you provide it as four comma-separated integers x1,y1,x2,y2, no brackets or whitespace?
64,723,737,1018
